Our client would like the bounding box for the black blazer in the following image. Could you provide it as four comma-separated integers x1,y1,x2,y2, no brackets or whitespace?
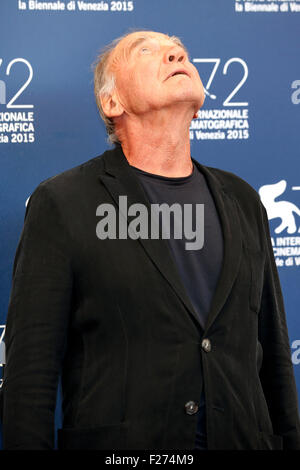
1,144,300,450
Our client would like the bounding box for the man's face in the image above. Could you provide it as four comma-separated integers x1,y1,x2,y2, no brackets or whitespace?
108,31,205,117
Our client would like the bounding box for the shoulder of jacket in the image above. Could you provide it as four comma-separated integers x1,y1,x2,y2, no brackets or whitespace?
204,165,261,205
27,149,112,204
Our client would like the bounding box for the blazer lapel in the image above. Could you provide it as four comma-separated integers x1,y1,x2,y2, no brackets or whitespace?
98,145,242,334
193,159,242,332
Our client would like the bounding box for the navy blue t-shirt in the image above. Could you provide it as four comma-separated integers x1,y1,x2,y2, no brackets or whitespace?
130,161,223,449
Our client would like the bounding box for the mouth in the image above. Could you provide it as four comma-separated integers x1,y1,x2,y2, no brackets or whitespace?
165,69,190,80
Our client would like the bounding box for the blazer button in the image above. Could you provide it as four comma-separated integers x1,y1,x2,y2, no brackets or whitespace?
202,338,211,352
185,400,199,415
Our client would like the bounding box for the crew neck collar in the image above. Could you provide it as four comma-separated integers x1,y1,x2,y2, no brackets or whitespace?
129,162,195,183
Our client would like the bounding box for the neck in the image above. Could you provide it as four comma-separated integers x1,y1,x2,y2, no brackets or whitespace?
117,107,194,177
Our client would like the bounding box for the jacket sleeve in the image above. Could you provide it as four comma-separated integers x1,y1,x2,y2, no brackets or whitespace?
258,202,300,449
1,183,73,449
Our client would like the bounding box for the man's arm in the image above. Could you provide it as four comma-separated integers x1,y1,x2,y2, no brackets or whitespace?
258,202,300,449
1,183,73,449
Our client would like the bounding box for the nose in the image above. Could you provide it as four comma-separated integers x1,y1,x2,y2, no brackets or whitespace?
164,45,187,64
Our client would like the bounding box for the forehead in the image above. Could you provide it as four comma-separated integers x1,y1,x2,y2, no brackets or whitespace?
122,31,176,49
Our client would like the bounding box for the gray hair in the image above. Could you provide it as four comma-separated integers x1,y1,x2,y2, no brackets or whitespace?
93,30,187,145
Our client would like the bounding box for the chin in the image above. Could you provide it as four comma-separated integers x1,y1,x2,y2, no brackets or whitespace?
173,90,205,110
198,93,205,109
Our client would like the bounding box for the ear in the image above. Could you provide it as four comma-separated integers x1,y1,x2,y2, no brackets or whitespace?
100,91,124,118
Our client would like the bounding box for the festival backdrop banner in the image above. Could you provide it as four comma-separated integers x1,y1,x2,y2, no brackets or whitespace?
0,0,300,447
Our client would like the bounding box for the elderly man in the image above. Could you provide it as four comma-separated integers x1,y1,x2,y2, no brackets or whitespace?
1,30,300,450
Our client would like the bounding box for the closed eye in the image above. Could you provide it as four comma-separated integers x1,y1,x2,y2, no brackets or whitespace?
140,47,151,54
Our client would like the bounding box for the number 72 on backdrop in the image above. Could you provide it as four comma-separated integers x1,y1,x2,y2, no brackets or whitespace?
193,58,249,107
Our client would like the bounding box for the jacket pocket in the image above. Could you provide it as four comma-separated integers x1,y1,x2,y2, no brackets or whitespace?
57,421,129,450
249,249,266,314
258,431,283,450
